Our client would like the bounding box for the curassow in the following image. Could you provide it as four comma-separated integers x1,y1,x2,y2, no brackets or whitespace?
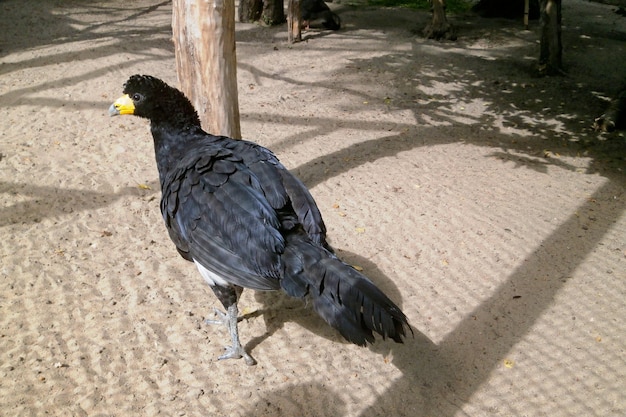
109,75,411,365
301,0,341,30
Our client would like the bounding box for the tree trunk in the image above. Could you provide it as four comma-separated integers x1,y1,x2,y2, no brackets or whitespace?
238,0,263,23
538,0,562,75
262,0,286,26
423,0,457,41
287,0,302,43
172,0,241,138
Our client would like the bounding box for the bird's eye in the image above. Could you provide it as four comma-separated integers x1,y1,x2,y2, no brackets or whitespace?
132,93,142,101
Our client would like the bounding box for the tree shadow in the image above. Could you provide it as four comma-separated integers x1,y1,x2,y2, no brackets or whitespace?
233,4,626,415
0,180,159,227
0,0,171,57
234,137,625,416
357,173,625,416
0,0,173,109
243,381,348,416
3,1,624,415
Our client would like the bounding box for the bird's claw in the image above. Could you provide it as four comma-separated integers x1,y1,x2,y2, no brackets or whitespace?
219,345,257,366
204,307,228,326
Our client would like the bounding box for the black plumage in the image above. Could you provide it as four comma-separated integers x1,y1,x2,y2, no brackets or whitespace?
109,75,410,365
301,0,341,31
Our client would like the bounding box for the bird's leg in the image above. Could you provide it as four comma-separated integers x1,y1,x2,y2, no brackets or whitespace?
205,285,256,366
209,303,256,366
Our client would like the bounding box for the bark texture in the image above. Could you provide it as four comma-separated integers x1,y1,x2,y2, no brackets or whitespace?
262,0,286,26
423,0,457,41
172,0,241,138
538,0,563,75
238,0,262,23
288,0,302,43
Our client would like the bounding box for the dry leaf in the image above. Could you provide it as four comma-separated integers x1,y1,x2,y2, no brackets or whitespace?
241,307,255,316
504,359,514,368
355,227,365,233
138,183,151,190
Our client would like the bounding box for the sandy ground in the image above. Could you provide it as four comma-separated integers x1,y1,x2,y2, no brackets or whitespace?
1,0,625,416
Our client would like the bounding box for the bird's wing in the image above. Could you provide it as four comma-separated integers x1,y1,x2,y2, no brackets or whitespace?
223,139,328,247
160,145,284,291
279,168,327,246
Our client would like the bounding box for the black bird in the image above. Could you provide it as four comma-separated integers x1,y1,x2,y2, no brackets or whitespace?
109,75,410,365
301,0,341,31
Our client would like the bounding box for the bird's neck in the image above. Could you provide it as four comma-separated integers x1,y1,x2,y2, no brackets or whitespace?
151,123,204,178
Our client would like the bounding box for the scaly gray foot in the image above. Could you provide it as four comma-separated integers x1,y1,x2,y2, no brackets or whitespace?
219,344,257,366
205,305,256,366
204,307,229,326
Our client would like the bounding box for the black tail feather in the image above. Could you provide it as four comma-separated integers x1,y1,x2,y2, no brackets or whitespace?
281,233,411,345
322,12,341,31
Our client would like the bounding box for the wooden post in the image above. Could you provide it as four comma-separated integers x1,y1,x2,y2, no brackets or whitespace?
539,0,562,75
524,0,530,29
287,0,302,43
172,0,241,139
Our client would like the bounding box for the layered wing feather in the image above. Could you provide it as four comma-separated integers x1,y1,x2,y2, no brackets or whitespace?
219,138,328,246
159,138,329,292
161,144,283,290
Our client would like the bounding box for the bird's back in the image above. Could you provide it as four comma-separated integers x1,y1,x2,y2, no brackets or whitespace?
157,132,330,291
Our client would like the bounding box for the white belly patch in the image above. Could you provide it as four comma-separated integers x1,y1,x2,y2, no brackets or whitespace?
194,260,230,287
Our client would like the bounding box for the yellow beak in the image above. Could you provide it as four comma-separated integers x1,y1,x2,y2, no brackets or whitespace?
108,94,135,116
